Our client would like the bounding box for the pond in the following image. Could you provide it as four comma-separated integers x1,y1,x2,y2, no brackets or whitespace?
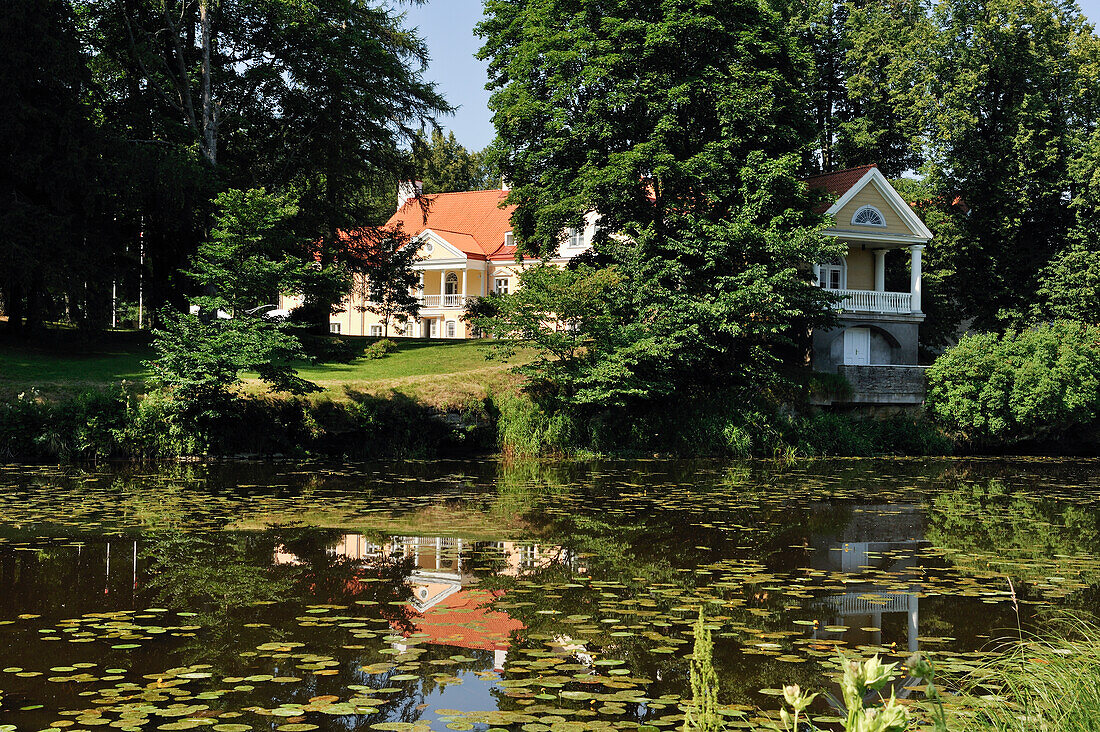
0,458,1098,731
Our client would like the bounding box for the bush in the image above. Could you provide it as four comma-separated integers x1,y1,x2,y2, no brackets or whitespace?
362,338,399,360
927,320,1100,447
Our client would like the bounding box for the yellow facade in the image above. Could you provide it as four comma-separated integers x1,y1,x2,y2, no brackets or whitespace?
844,247,875,290
833,186,912,237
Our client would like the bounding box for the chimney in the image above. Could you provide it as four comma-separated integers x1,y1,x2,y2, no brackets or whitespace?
397,180,423,211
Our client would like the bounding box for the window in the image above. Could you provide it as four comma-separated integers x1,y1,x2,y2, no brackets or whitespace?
566,227,585,247
851,205,887,227
422,241,434,254
495,277,510,295
818,257,846,290
504,232,514,248
330,323,341,334
370,325,382,337
430,320,438,338
445,320,457,338
445,271,458,295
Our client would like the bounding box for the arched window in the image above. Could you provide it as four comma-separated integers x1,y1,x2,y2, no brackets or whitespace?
818,256,846,290
445,320,457,338
444,272,458,295
851,205,887,227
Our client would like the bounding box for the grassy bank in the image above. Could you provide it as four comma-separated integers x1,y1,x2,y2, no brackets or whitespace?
0,333,956,462
0,334,528,408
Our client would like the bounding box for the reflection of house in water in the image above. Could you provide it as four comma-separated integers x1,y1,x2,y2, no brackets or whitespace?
275,534,577,671
810,504,924,661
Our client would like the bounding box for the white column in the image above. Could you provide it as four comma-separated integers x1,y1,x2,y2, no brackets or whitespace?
461,269,468,304
873,250,886,292
909,245,925,313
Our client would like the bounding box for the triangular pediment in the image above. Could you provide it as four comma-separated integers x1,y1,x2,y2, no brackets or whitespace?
825,168,933,242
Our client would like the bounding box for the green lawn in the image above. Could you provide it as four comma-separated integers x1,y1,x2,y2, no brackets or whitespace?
0,336,527,407
0,341,152,397
288,339,530,407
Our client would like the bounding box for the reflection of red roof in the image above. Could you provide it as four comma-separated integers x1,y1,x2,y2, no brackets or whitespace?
401,589,524,653
805,164,877,213
387,190,516,261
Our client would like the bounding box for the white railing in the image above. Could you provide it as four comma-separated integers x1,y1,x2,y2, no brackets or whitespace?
836,289,913,314
418,294,469,309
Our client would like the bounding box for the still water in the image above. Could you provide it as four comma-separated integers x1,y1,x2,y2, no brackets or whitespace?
0,459,1097,731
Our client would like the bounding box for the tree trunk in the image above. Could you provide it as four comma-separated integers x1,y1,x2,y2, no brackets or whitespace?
199,0,217,166
24,267,44,335
5,279,24,335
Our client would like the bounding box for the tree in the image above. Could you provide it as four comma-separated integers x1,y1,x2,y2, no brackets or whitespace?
788,0,932,176
412,128,496,193
833,0,932,176
476,1,840,427
927,0,1100,329
70,0,449,330
269,0,451,332
188,188,325,315
347,227,422,337
148,189,323,412
0,0,99,334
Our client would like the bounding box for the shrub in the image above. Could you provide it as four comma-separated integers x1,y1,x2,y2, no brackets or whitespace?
927,320,1100,447
362,338,399,360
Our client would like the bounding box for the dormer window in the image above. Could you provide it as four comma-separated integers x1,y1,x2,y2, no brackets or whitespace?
852,205,887,227
566,227,585,248
504,232,514,248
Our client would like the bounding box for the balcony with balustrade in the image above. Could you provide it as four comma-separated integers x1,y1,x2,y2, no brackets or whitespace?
417,293,472,310
835,289,913,315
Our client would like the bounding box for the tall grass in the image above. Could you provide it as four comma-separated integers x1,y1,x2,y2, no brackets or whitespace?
956,619,1100,732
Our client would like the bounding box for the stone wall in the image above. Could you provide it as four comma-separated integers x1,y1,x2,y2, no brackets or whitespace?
836,364,928,404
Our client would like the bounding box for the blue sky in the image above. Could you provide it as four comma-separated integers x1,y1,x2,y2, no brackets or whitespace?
401,0,1100,153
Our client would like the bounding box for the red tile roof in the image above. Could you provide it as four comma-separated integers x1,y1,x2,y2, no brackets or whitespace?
804,164,877,213
387,190,515,261
400,589,524,655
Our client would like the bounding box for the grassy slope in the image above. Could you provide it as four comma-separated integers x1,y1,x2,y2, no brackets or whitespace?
287,339,529,408
0,336,527,407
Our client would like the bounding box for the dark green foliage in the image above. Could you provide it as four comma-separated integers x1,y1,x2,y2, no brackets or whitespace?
492,390,951,458
926,0,1100,329
0,0,100,334
188,189,319,315
412,128,496,193
148,188,322,423
476,0,840,430
0,389,486,463
927,321,1100,447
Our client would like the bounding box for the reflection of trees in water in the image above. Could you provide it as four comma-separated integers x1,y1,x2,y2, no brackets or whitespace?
926,478,1100,613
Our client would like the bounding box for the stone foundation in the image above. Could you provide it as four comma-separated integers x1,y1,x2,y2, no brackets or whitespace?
827,365,928,405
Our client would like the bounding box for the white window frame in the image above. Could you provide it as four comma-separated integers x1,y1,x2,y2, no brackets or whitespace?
330,322,341,334
566,227,585,248
444,271,458,295
430,319,438,338
445,320,457,338
494,277,510,295
851,205,887,227
504,232,514,248
818,257,847,290
370,325,382,337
